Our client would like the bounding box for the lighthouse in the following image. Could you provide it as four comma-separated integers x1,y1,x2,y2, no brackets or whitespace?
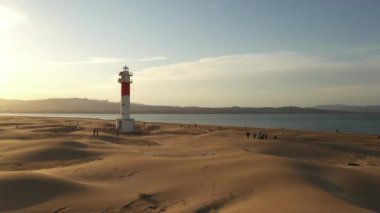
116,65,135,133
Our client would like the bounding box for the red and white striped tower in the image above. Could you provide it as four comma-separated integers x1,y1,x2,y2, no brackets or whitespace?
116,65,135,132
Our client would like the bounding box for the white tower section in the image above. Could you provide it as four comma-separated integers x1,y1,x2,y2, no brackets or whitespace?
116,66,135,133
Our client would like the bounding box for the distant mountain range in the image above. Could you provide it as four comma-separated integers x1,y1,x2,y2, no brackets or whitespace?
0,98,377,114
313,105,380,113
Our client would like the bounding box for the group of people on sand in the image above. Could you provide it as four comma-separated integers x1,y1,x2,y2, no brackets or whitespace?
246,131,277,140
67,121,80,130
92,128,100,136
179,124,199,128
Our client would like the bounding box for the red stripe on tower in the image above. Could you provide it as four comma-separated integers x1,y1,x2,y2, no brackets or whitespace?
121,82,130,96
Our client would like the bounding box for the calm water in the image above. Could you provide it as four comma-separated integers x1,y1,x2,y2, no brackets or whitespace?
1,113,379,135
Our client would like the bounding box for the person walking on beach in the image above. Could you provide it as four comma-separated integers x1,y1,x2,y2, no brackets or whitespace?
253,133,256,139
257,132,262,140
246,131,250,139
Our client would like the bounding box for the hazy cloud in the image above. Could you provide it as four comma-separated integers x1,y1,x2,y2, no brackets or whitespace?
0,6,26,30
135,52,352,81
139,56,167,62
44,57,131,66
45,56,167,66
133,53,380,107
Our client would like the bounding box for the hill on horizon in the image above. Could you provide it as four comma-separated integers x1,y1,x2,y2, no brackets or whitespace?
313,104,380,113
0,98,364,114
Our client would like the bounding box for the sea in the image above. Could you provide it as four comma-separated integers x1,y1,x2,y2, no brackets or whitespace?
0,113,379,135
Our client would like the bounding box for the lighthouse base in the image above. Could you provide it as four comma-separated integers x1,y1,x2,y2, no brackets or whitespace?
116,119,135,133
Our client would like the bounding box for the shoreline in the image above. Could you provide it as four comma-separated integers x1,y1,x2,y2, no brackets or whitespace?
1,114,379,137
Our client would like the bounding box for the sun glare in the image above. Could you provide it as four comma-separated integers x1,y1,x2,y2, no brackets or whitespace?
0,50,11,85
0,6,25,30
0,64,8,82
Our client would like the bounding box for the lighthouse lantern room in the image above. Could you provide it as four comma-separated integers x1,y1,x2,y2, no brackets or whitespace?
116,65,135,133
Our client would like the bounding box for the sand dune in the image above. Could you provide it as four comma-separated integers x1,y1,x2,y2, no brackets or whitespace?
0,116,379,212
0,172,87,212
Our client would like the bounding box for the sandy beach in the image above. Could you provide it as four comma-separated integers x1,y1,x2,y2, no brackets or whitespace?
0,116,379,212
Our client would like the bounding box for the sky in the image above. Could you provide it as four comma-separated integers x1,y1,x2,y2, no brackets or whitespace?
0,0,380,107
